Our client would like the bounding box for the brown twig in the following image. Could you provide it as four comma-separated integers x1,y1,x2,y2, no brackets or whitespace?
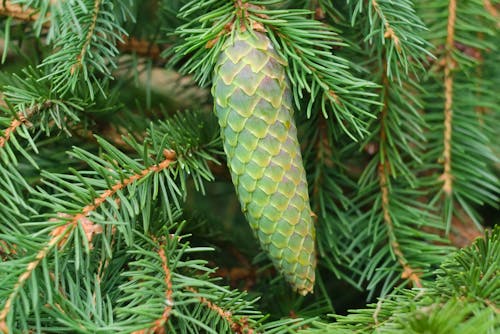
439,0,457,196
377,63,422,288
133,239,174,334
372,299,384,326
156,246,174,331
185,287,254,334
0,150,177,333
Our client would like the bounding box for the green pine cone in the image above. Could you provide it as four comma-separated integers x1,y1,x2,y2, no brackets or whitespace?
212,30,316,295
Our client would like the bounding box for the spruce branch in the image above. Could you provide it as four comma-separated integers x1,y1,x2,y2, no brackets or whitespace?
184,286,255,334
0,110,221,330
300,227,500,332
0,1,164,62
116,227,312,334
301,112,357,284
38,0,133,98
0,150,177,332
418,0,499,230
370,0,401,52
348,0,433,80
376,64,422,288
342,1,447,295
70,0,102,75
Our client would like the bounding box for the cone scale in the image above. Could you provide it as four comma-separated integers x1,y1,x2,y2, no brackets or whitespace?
212,30,316,294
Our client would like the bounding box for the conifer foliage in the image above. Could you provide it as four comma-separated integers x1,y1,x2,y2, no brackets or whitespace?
0,0,498,333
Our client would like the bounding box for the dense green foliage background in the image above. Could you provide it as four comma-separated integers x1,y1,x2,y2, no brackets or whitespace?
0,0,498,333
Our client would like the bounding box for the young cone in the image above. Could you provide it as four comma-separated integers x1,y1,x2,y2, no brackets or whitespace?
212,29,316,295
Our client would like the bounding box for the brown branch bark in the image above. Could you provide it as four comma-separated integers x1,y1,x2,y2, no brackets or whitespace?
0,150,177,333
439,0,457,196
133,239,174,334
0,1,40,22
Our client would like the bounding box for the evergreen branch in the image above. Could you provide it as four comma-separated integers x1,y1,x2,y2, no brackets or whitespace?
303,227,500,332
338,0,453,296
418,1,499,229
348,0,433,80
116,227,272,333
0,2,162,61
185,286,255,334
0,150,177,332
345,0,443,293
70,0,102,75
370,0,401,52
0,110,219,329
39,0,132,98
132,238,174,334
440,0,457,196
51,149,176,245
0,226,66,333
377,66,422,289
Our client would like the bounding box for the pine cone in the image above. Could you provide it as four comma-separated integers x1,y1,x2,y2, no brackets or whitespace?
212,30,316,295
